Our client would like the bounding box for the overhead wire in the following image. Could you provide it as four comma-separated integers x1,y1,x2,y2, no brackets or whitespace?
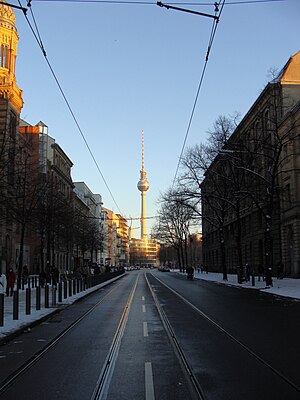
32,0,285,5
171,0,226,190
17,0,123,216
16,0,281,215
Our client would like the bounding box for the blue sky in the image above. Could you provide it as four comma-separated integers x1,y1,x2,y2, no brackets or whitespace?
15,0,300,234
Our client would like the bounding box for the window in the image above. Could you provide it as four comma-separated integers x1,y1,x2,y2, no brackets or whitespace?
0,45,8,68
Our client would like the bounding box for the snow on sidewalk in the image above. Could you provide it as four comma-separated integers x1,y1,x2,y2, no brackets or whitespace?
174,269,300,301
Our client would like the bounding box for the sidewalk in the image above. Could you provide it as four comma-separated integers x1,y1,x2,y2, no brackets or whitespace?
0,274,124,344
176,269,300,300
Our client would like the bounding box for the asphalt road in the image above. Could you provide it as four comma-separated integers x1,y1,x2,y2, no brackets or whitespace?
148,270,300,400
0,270,299,400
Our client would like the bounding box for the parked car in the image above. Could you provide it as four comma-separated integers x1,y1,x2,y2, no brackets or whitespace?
158,266,170,272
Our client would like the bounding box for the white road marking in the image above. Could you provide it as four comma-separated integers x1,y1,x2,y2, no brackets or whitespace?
145,362,155,400
142,305,146,313
143,322,148,337
142,296,145,301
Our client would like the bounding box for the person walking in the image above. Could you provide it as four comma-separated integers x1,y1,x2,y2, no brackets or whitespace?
51,266,59,287
22,265,29,285
0,269,7,295
6,268,16,296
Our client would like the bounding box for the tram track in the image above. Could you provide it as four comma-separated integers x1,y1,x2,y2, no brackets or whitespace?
145,272,206,400
90,275,139,400
0,276,137,397
147,272,300,397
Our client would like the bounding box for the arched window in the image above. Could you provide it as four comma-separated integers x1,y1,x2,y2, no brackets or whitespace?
0,45,8,68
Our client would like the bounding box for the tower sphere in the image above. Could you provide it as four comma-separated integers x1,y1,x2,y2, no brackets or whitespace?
137,178,149,192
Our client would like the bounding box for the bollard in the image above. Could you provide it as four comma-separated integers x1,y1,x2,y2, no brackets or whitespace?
52,287,57,307
34,276,37,288
21,278,24,291
28,277,31,289
80,278,82,292
77,279,80,293
58,282,62,302
73,279,76,295
0,294,4,327
26,288,31,315
13,290,19,320
36,286,41,310
45,285,49,308
63,281,67,299
68,280,72,297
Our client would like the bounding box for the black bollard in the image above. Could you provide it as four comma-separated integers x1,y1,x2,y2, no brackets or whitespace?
77,279,80,293
68,280,72,297
252,271,255,287
13,290,19,320
36,286,41,310
0,294,4,327
25,288,31,315
63,281,67,299
58,282,62,302
52,287,57,307
73,279,76,295
45,285,49,308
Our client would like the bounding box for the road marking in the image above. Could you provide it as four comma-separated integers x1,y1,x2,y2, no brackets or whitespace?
143,321,148,337
145,362,155,400
142,305,146,313
142,296,145,301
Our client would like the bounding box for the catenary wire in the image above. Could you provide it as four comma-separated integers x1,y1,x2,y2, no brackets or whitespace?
17,0,123,216
32,0,285,5
171,0,225,189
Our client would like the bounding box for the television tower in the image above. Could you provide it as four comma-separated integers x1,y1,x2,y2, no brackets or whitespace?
137,130,150,239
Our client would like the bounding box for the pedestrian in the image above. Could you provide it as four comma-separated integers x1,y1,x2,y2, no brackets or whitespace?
186,267,190,280
39,270,46,288
6,268,16,296
276,261,284,279
190,266,194,280
51,266,59,287
22,265,29,285
265,265,273,288
245,263,250,282
0,269,7,295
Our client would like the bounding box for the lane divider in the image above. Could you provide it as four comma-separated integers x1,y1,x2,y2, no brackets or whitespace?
145,362,155,400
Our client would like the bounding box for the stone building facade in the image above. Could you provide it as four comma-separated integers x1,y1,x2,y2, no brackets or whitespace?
202,51,300,277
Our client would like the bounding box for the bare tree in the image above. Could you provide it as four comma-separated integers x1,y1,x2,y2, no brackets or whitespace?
153,189,195,272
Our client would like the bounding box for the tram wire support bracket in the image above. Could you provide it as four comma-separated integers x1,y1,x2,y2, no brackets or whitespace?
156,1,219,22
0,1,27,14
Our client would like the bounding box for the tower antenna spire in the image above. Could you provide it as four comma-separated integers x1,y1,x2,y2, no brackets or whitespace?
137,129,150,239
142,129,145,172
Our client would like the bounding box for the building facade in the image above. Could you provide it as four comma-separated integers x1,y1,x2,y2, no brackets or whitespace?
202,51,300,277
